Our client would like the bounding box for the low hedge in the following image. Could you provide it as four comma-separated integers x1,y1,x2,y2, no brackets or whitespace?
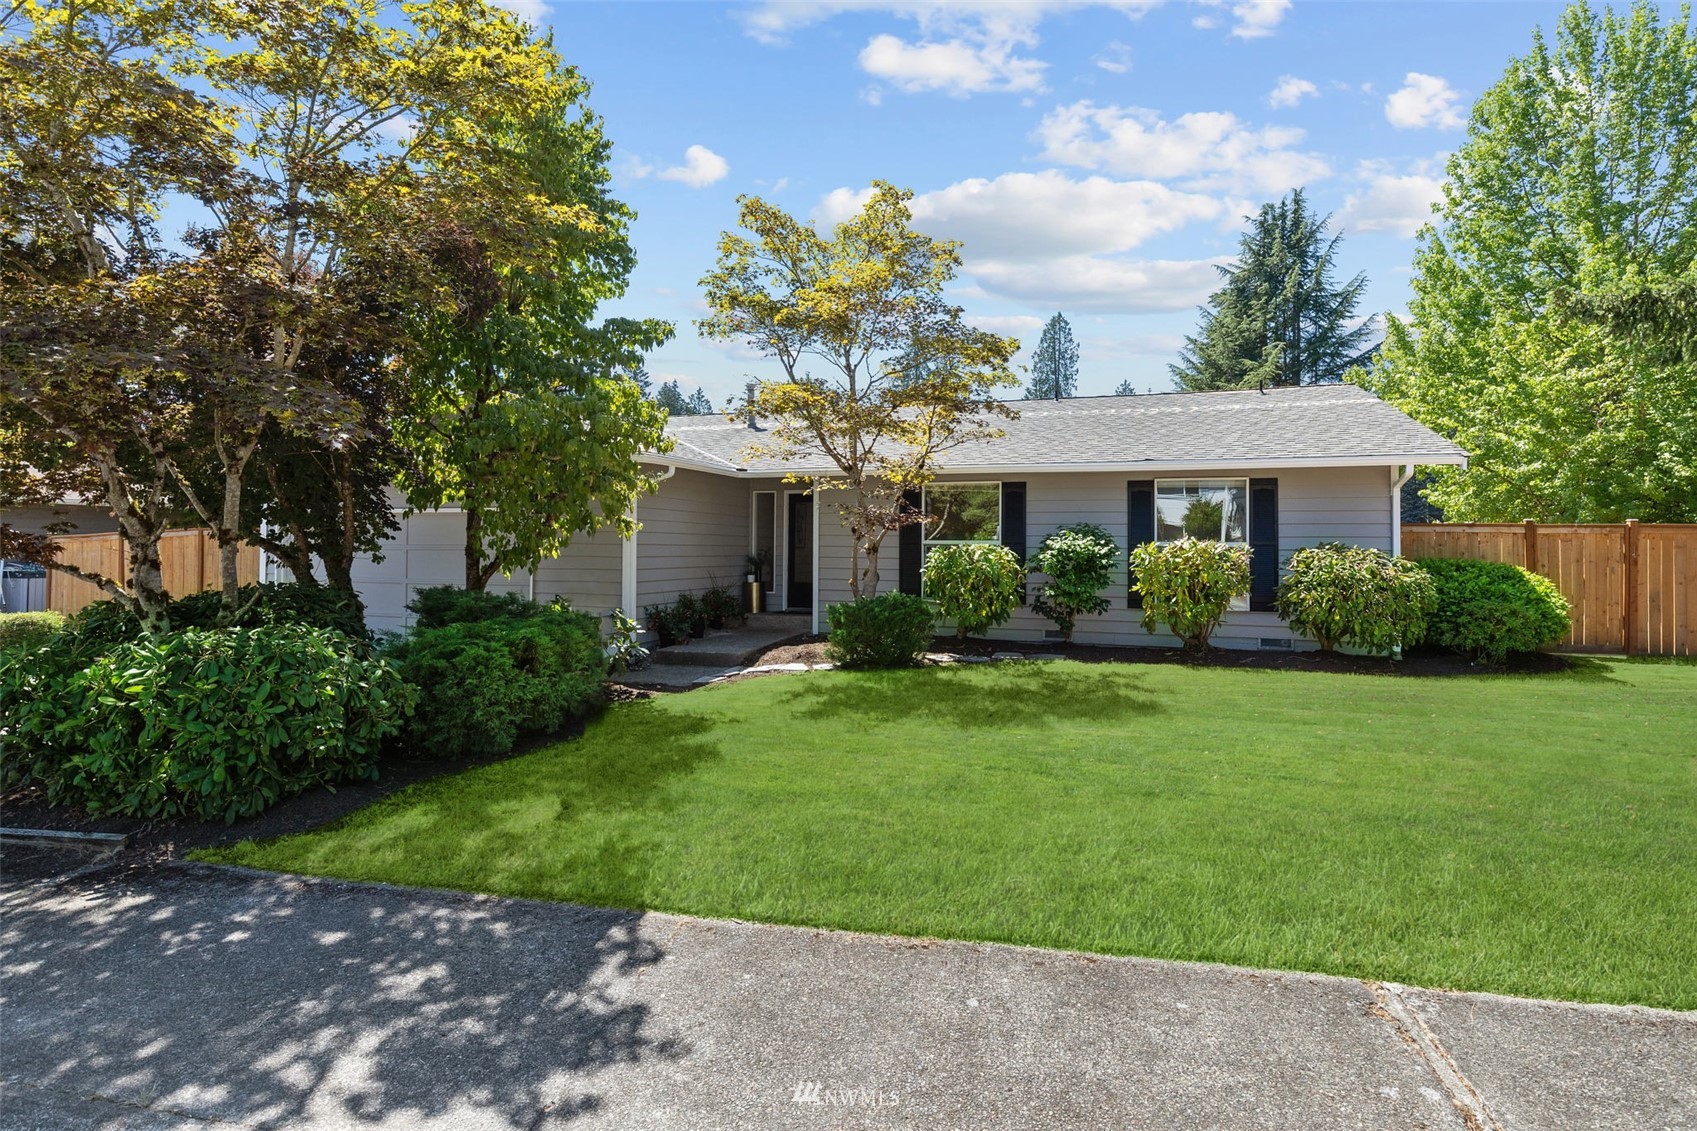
1129,537,1251,651
921,543,1025,640
0,625,413,822
0,611,65,653
1416,558,1572,664
826,593,935,669
389,605,606,759
406,586,543,630
57,582,367,662
1275,543,1436,654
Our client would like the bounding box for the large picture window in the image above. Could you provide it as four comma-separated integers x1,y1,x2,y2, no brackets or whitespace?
1156,479,1248,544
922,483,1001,546
1155,478,1250,611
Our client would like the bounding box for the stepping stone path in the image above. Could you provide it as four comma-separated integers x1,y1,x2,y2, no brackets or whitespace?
692,650,1061,687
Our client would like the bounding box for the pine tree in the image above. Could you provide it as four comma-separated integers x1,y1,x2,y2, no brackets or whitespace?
1113,379,1138,396
1024,313,1080,399
654,380,689,414
684,386,715,414
1172,190,1375,391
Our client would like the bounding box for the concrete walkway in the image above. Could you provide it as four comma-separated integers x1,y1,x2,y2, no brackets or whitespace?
2,864,1692,1130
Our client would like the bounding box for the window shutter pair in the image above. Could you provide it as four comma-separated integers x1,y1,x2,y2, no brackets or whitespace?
896,482,1027,601
1125,478,1279,611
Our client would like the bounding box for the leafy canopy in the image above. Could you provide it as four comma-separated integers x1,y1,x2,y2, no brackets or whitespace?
1366,1,1697,522
699,181,1020,598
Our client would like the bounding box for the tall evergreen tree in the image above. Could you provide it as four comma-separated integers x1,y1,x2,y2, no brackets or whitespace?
1113,379,1138,396
1023,312,1080,399
1172,190,1375,391
652,379,713,415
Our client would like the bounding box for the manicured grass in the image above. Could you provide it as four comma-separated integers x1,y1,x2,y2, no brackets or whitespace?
201,659,1697,1009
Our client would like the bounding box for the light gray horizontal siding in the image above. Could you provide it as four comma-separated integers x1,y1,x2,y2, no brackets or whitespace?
815,466,1398,651
634,469,751,610
350,505,525,635
0,504,119,537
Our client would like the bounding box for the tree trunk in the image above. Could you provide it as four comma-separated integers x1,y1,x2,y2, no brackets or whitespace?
465,506,489,591
217,464,246,623
127,529,170,636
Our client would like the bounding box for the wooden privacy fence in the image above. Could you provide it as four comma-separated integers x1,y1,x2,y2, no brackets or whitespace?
47,531,259,617
1402,521,1697,656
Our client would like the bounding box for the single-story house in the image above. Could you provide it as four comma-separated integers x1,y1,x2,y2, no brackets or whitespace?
348,384,1467,649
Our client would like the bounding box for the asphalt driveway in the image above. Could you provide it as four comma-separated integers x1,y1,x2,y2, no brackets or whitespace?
2,863,1692,1130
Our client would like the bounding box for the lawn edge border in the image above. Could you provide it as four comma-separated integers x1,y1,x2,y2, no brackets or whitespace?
155,859,1697,1022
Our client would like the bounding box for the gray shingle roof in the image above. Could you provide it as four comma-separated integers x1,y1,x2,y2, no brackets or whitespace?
659,384,1466,475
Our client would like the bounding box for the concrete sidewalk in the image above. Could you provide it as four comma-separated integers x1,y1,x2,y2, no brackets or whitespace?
2,864,1691,1130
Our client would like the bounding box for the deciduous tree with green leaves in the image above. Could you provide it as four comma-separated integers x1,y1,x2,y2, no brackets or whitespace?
699,182,1020,598
1173,189,1374,391
1366,1,1697,522
398,91,671,590
1024,312,1079,400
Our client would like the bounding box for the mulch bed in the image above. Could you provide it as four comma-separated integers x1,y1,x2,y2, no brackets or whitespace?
746,635,1578,678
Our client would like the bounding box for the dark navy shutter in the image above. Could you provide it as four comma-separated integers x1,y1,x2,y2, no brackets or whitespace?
1126,480,1155,608
1249,477,1279,612
898,488,922,596
1001,481,1027,604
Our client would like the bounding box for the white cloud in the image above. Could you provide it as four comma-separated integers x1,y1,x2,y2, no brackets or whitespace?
657,145,729,189
1384,72,1465,130
1267,75,1317,109
742,2,1160,98
817,170,1223,259
486,0,547,26
968,255,1229,312
1035,100,1331,193
1193,0,1290,39
1340,158,1448,237
816,170,1232,312
1093,40,1133,73
859,32,1046,95
969,314,1047,337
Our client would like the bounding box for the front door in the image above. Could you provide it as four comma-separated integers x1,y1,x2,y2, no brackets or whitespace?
787,493,813,609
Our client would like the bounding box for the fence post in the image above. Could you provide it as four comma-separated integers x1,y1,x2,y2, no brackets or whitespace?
1623,519,1640,656
1522,519,1539,573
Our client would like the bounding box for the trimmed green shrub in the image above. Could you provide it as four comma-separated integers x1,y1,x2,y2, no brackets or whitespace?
1276,543,1437,654
1029,523,1119,642
1129,537,1251,651
406,586,540,630
0,611,65,653
1417,558,1572,664
826,593,936,669
56,583,367,662
701,585,744,629
0,626,413,821
921,543,1026,641
389,606,606,759
674,592,707,638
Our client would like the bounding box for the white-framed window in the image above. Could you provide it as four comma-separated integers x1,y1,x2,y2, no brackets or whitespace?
922,482,1001,548
920,483,1001,596
1154,478,1250,610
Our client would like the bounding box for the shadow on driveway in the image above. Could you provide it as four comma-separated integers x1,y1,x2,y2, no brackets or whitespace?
1,864,684,1129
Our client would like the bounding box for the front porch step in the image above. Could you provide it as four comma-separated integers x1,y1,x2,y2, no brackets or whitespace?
650,614,810,667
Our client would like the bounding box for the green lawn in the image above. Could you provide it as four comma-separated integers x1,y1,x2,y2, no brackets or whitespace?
201,659,1697,1009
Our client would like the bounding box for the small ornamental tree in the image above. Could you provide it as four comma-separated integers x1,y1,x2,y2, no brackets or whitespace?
1129,538,1251,651
921,543,1025,641
1029,523,1119,642
1274,543,1437,654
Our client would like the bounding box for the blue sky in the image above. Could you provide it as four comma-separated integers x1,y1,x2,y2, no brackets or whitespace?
522,0,1573,401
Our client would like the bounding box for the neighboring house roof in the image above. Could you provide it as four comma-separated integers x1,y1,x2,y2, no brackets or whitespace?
656,384,1468,476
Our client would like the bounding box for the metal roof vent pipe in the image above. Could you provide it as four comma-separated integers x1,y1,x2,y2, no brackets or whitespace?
745,381,759,429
